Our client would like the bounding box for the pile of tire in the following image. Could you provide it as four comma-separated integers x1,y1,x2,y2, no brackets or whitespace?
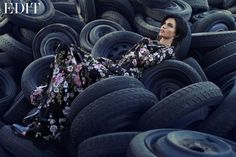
0,0,236,156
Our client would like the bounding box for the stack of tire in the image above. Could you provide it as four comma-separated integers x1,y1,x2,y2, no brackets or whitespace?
0,0,236,156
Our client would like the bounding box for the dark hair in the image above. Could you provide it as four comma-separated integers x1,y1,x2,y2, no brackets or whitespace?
160,14,188,46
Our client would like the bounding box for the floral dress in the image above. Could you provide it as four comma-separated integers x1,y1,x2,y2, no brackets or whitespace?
13,37,175,142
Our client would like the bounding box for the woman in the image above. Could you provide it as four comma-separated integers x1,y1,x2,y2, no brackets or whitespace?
12,14,188,142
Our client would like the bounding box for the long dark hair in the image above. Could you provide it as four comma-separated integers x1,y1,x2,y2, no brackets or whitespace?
159,14,188,47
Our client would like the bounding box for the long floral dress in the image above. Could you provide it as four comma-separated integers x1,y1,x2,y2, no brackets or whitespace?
13,37,175,142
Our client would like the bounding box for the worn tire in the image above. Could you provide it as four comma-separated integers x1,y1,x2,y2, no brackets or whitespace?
3,91,33,125
192,10,235,33
134,14,160,40
99,11,132,31
138,81,223,130
196,78,236,137
78,132,138,157
92,31,143,60
70,88,158,149
32,24,79,59
68,76,144,122
75,0,96,23
21,55,54,100
183,57,208,81
0,68,17,116
145,0,192,21
0,34,33,65
79,19,124,52
204,53,236,81
141,60,203,100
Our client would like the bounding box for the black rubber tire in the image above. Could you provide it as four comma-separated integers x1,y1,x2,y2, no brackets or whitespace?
0,124,68,157
136,0,172,8
138,81,223,130
92,31,143,60
215,71,236,90
32,24,79,59
191,31,236,49
47,16,85,35
182,0,209,14
78,132,138,157
141,60,203,100
21,55,54,100
0,52,15,67
3,91,34,125
128,129,236,157
203,41,236,68
20,28,37,47
0,0,55,30
68,76,144,122
100,11,132,31
134,14,160,40
145,0,192,21
75,0,96,23
192,10,235,33
0,68,17,116
128,0,144,13
0,14,13,35
174,22,191,60
183,57,208,81
204,53,236,81
79,19,124,52
96,0,135,23
70,88,158,148
52,1,77,15
196,78,236,137
228,5,236,13
0,34,33,65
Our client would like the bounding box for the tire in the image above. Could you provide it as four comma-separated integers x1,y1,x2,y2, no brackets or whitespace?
3,91,34,125
0,52,14,67
0,68,17,116
128,129,236,157
141,60,203,100
0,14,12,35
32,24,79,59
183,57,208,81
92,31,143,60
134,14,160,40
99,11,132,31
78,132,138,157
174,22,191,60
204,53,236,81
96,0,135,23
79,19,124,52
215,71,236,90
136,0,172,8
0,125,68,157
20,28,37,47
11,26,35,47
21,55,54,100
70,88,158,148
68,76,144,122
138,81,223,130
145,0,192,21
203,41,236,68
192,10,235,33
0,0,55,30
47,16,85,35
75,0,96,23
191,31,236,49
196,78,236,137
182,0,209,14
0,34,33,65
52,1,77,15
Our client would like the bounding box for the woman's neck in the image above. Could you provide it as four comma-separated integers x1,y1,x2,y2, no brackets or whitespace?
159,38,174,47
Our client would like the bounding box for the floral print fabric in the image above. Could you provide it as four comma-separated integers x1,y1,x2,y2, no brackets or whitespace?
16,37,175,141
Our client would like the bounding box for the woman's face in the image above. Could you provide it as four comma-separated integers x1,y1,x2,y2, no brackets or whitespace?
158,18,177,40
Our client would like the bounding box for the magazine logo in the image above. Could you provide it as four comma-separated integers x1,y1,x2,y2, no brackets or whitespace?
4,3,41,14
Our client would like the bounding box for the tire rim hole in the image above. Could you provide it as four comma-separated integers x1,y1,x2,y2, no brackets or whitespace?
189,146,205,152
